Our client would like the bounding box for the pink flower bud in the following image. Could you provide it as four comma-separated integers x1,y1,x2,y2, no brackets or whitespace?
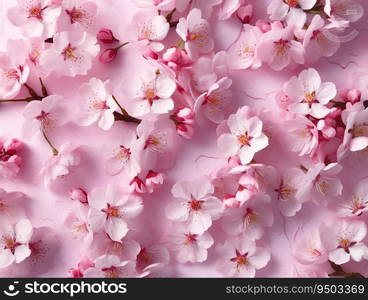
70,188,88,203
99,48,117,63
97,28,118,44
130,176,146,193
256,19,272,33
223,194,240,208
143,48,159,60
162,47,191,70
174,106,195,124
341,88,361,104
176,123,194,139
3,138,23,152
145,170,164,193
237,4,253,24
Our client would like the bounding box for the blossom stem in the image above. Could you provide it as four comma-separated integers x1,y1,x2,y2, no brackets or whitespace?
42,130,59,156
176,39,185,49
112,95,141,124
115,42,129,51
0,97,41,103
24,83,39,98
39,77,49,97
166,8,176,23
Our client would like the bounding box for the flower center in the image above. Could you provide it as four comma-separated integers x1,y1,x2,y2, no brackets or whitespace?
237,133,251,146
243,208,258,225
188,32,202,41
36,110,53,130
144,133,167,153
284,0,299,8
304,92,316,104
188,199,204,211
5,69,20,81
230,250,248,270
91,100,110,111
115,146,131,163
310,248,322,257
144,88,158,104
62,44,78,61
183,233,197,245
276,182,297,200
338,238,355,253
102,204,121,218
2,236,19,254
274,39,290,56
66,8,85,24
28,5,43,20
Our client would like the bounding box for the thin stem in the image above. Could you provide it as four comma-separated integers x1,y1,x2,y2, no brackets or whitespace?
114,111,141,124
176,39,185,49
24,83,39,98
115,42,129,51
42,130,59,156
39,77,48,97
0,97,40,103
112,95,126,115
166,8,176,23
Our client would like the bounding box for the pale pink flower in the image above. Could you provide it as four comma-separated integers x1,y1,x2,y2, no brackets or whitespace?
40,26,99,76
84,255,138,278
22,95,66,138
217,108,269,165
194,77,232,124
134,0,176,11
136,245,170,277
176,8,214,57
168,224,214,263
228,25,262,70
0,188,26,222
339,178,368,217
286,68,336,119
237,4,253,23
324,0,364,23
129,70,176,116
0,40,30,99
216,235,270,277
0,219,33,268
298,163,343,205
222,194,273,240
145,170,164,194
303,15,340,62
7,0,61,38
135,11,170,46
257,25,304,71
320,221,368,265
292,228,328,265
40,142,81,186
267,0,317,28
87,184,143,241
97,29,119,44
77,78,117,131
70,187,88,204
166,177,223,234
64,203,93,246
274,168,307,217
341,108,368,152
63,0,97,29
0,139,23,179
285,116,319,156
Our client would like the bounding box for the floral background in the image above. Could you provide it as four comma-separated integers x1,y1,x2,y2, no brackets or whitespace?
0,0,368,278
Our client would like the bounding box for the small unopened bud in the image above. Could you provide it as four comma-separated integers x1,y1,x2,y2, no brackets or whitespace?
97,29,118,44
237,4,253,24
70,188,88,204
99,48,118,63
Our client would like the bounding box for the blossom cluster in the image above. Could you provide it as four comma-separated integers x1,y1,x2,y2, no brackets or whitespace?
0,0,367,277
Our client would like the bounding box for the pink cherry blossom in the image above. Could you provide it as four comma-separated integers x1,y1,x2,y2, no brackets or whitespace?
145,170,164,193
267,0,317,28
40,26,99,76
162,47,192,71
22,95,66,138
77,78,117,130
176,8,214,57
216,235,270,277
0,139,23,179
97,29,119,44
128,70,176,116
134,11,170,45
257,25,304,71
217,107,269,165
222,194,273,240
70,187,88,204
7,0,61,38
63,0,97,29
0,219,33,268
320,220,368,265
341,108,368,152
167,224,214,263
0,40,30,99
339,178,368,217
136,244,170,277
87,184,143,241
166,177,223,234
237,4,253,23
285,68,336,119
228,25,262,70
40,142,81,186
84,255,138,278
194,77,232,124
0,188,26,222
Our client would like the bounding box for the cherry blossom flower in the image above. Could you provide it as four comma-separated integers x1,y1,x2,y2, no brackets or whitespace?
0,139,23,179
237,3,253,23
0,188,26,222
7,0,61,38
339,178,368,217
22,95,66,138
274,168,306,217
167,224,214,263
292,228,328,265
70,187,88,204
228,24,262,70
0,40,30,99
341,108,368,152
176,8,214,57
129,70,176,116
136,245,170,277
162,47,192,71
40,26,99,76
320,221,368,265
63,0,97,29
267,0,317,28
324,0,364,23
145,170,164,193
166,177,223,234
257,25,304,71
134,0,176,11
217,108,269,165
298,163,343,205
87,184,143,241
170,106,195,139
77,78,117,130
222,194,273,240
216,235,270,277
194,77,232,124
84,255,138,278
0,219,33,268
40,142,81,186
285,68,337,119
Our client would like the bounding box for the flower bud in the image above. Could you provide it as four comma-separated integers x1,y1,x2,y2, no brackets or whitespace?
237,4,253,24
174,106,195,124
97,29,118,44
256,19,272,33
70,188,88,204
129,176,146,193
176,123,194,139
3,138,22,152
145,170,164,193
99,48,118,63
341,88,361,104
